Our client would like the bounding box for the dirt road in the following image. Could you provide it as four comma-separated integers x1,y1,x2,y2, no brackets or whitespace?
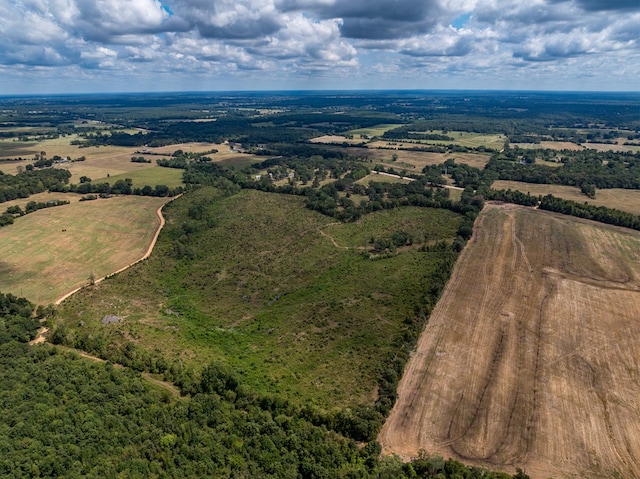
379,203,640,479
53,196,175,305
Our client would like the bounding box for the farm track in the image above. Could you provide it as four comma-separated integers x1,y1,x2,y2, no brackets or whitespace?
379,203,640,479
30,197,182,398
53,195,177,305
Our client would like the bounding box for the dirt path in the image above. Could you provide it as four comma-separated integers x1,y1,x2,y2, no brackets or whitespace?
33,335,182,399
374,171,464,191
53,195,178,305
379,204,640,479
317,223,368,251
29,327,49,345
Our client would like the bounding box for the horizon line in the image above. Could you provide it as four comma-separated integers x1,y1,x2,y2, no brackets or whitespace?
1,88,639,99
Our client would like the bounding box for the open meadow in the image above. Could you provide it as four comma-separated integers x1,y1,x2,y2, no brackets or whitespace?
409,130,507,150
493,180,640,216
379,204,640,479
0,194,169,304
346,124,401,138
93,167,184,189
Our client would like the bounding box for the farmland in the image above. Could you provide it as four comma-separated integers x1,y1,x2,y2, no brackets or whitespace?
93,167,184,189
0,194,169,304
379,204,640,479
493,180,640,216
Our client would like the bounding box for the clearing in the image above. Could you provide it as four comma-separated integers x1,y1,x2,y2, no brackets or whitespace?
0,194,169,304
379,204,640,479
54,189,464,407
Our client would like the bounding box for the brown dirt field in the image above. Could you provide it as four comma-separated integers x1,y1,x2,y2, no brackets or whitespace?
493,180,640,216
379,204,640,479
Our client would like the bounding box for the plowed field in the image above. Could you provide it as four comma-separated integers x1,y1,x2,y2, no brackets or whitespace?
379,203,640,479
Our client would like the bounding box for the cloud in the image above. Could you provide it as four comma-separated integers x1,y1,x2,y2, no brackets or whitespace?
551,0,639,12
171,0,283,39
278,0,446,39
0,0,637,92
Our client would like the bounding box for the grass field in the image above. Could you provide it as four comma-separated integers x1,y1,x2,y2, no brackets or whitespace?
379,204,640,479
493,180,640,216
54,187,463,407
357,173,412,185
93,166,184,188
0,134,132,161
346,124,402,138
0,137,243,183
0,195,169,304
415,130,506,150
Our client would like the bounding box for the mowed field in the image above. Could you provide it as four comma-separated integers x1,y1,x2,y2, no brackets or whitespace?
493,180,640,216
379,204,640,479
0,194,169,304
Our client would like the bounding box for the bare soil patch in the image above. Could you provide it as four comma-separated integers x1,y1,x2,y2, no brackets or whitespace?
379,204,640,479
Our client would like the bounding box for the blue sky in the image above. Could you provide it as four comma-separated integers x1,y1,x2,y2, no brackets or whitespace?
0,0,638,94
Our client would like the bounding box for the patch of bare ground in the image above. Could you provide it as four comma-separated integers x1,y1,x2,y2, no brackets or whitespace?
379,204,640,479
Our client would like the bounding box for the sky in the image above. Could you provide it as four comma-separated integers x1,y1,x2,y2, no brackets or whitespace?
0,0,639,94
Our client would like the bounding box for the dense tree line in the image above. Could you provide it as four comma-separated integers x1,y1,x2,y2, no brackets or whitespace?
72,115,323,149
63,179,183,197
0,342,529,479
480,188,539,206
0,168,72,204
539,195,640,230
0,292,39,344
0,199,70,228
485,149,640,190
383,125,454,141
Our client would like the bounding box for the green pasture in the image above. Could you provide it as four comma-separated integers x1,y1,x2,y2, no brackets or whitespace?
407,130,506,149
357,173,412,185
55,187,463,407
93,166,184,188
347,124,402,138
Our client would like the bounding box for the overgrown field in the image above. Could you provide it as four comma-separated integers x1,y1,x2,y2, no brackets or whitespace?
53,187,464,407
379,204,640,479
0,195,168,304
493,180,640,216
